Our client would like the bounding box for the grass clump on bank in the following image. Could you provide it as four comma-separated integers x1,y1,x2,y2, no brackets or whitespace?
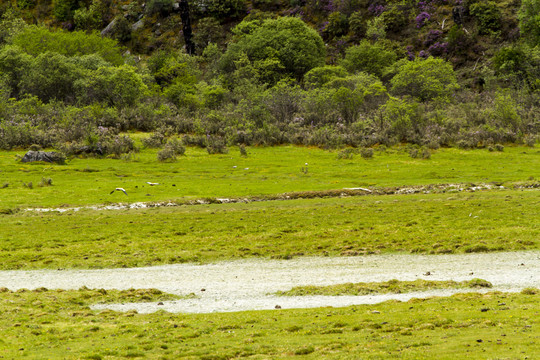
0,289,538,359
276,279,493,296
0,189,538,270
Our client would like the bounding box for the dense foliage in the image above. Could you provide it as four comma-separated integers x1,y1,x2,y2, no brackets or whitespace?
0,0,538,154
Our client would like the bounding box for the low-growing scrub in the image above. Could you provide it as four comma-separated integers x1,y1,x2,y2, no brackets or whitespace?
275,279,493,296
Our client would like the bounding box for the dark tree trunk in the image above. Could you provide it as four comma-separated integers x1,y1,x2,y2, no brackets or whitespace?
179,0,195,55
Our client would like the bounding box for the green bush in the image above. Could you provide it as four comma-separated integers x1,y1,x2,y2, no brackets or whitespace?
519,0,540,46
74,65,148,107
11,26,124,66
19,51,81,103
469,1,502,36
53,0,79,21
304,65,348,89
390,57,459,102
340,40,397,78
222,17,325,82
325,12,349,38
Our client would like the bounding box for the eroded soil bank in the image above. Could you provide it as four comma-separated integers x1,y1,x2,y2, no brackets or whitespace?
0,251,538,314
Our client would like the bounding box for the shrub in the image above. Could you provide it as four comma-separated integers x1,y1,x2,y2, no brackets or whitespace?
468,278,493,288
146,0,174,16
142,132,167,148
469,1,502,35
519,0,540,46
349,11,366,38
53,0,79,21
206,135,228,154
73,2,103,30
11,26,124,66
390,57,459,102
325,12,349,38
222,17,325,81
337,148,358,159
340,40,397,78
360,147,373,158
157,147,176,162
193,17,225,53
521,287,538,295
19,51,81,103
366,16,386,40
304,65,348,89
38,177,53,187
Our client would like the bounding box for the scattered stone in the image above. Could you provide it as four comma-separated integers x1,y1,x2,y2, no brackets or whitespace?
157,302,164,305
371,310,380,314
275,305,281,309
21,151,65,164
476,339,483,343
201,288,206,292
423,271,431,276
480,308,489,312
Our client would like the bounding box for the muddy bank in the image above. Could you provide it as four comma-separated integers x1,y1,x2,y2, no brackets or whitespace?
24,181,540,213
0,251,538,314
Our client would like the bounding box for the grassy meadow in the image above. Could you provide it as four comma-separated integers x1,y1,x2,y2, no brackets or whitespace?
1,144,539,359
0,189,538,270
0,145,538,209
0,287,538,359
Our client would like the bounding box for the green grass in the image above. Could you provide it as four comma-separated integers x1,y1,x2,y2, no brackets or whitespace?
0,145,538,208
0,288,538,359
275,279,493,296
0,189,538,270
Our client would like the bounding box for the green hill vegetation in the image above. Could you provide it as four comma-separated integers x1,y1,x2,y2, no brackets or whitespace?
0,0,538,153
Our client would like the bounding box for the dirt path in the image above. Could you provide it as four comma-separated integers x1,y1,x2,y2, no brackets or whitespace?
0,251,538,314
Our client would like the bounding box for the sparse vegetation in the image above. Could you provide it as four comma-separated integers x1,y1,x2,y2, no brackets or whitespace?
275,279,493,296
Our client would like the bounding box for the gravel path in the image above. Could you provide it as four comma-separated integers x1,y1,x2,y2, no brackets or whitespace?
0,251,538,314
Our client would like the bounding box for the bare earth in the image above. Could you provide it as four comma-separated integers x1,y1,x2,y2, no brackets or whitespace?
0,251,538,314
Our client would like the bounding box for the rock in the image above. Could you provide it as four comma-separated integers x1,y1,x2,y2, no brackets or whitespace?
101,19,117,37
275,305,281,309
21,151,65,164
132,18,145,31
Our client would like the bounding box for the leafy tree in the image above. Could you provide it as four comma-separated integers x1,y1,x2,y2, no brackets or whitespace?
518,0,540,46
0,45,32,98
340,40,397,78
0,8,27,45
74,65,148,107
221,17,325,83
19,51,81,103
390,57,459,101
